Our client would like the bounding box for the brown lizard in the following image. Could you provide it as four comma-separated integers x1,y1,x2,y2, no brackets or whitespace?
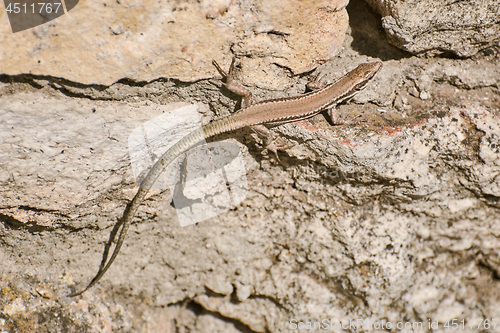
69,58,382,296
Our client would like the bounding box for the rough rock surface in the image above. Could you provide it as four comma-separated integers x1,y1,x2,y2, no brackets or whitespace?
365,0,500,57
0,0,348,87
1,0,500,332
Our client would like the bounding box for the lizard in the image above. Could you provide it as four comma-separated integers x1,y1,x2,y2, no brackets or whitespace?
69,58,382,296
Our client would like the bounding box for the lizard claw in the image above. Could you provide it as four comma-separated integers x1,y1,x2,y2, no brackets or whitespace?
264,138,294,161
251,125,294,161
212,59,228,79
212,57,237,83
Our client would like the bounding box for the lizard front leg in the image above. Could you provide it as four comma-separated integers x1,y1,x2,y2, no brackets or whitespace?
306,73,339,126
212,58,253,108
213,58,292,158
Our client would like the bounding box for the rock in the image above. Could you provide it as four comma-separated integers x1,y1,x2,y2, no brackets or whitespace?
1,54,500,331
365,0,500,57
1,4,500,329
0,0,348,86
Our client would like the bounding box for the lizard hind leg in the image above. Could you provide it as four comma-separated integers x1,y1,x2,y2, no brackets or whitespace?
251,124,294,160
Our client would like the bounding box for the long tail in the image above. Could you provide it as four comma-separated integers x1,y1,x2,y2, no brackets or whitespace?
69,115,241,296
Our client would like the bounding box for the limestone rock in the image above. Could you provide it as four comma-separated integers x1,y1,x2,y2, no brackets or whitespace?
365,0,500,57
0,0,348,86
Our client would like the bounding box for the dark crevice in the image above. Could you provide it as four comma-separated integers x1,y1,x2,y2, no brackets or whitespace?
477,255,500,280
17,205,70,217
0,73,201,101
0,211,83,233
0,213,55,232
0,73,107,91
432,50,465,59
347,0,410,61
248,294,289,312
187,300,261,333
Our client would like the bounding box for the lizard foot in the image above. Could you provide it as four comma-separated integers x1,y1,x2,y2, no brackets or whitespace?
251,125,294,161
